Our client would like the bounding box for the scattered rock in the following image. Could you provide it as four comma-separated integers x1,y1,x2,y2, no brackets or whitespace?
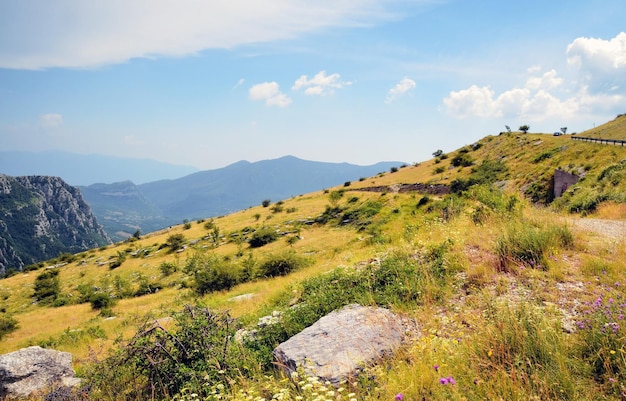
0,346,80,399
229,293,255,302
274,304,408,386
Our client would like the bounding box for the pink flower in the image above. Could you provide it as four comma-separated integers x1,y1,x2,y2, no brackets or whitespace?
395,393,404,400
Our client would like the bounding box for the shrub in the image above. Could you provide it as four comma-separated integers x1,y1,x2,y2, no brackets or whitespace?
185,253,240,295
451,153,474,167
328,189,345,205
433,166,446,174
89,292,116,310
33,269,60,304
344,181,351,187
249,227,278,248
257,251,308,278
261,199,271,207
0,314,18,340
166,233,186,251
85,305,254,400
159,261,177,276
109,251,126,269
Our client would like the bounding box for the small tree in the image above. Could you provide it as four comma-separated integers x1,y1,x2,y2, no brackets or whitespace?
261,199,271,208
432,149,443,158
561,127,568,135
519,125,530,134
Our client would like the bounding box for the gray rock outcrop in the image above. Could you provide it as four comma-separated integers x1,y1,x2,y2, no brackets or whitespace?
0,346,80,399
274,304,407,385
0,174,111,274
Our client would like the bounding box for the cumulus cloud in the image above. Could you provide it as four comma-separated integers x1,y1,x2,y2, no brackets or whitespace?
443,85,499,118
292,71,351,96
525,69,563,91
249,82,292,107
567,32,626,92
39,113,63,128
385,77,416,103
443,66,582,122
444,32,626,122
0,1,406,70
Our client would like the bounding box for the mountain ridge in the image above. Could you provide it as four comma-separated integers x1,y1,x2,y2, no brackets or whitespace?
0,174,111,274
81,156,405,241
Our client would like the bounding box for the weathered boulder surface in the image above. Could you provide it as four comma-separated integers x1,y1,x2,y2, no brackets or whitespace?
274,304,407,385
0,346,80,399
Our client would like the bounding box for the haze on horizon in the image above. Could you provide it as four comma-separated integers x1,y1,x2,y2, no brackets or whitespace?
1,0,625,171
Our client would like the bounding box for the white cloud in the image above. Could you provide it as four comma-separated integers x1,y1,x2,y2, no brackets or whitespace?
385,77,416,103
525,69,562,91
39,113,63,128
233,78,246,89
444,33,626,122
567,32,626,93
249,82,292,107
292,70,351,96
443,85,499,118
0,1,406,70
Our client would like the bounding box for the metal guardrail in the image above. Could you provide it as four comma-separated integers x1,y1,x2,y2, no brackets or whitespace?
571,136,626,146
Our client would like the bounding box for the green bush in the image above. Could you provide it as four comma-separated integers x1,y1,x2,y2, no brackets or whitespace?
249,227,278,248
85,306,255,400
109,251,126,269
0,314,18,340
89,292,116,310
185,253,240,295
257,251,308,278
159,261,177,276
451,152,474,167
166,233,186,251
33,269,60,304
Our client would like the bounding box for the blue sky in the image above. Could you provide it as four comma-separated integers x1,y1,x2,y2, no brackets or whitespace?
1,0,625,170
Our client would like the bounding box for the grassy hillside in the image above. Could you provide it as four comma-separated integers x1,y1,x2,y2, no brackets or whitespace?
1,122,626,400
574,113,626,140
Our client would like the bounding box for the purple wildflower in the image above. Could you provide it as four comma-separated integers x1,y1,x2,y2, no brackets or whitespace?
395,393,404,401
434,365,439,371
439,376,456,385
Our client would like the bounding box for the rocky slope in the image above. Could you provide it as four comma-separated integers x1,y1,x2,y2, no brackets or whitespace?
0,175,111,274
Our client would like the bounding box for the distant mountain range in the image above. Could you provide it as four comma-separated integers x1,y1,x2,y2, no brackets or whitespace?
79,156,405,241
0,150,199,185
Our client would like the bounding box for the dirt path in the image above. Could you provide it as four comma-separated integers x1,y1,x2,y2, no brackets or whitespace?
567,217,626,240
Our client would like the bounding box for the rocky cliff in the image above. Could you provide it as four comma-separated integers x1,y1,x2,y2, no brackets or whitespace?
0,175,111,274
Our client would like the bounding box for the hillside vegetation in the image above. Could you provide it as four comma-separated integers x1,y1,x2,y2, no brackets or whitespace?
574,113,626,140
1,121,626,400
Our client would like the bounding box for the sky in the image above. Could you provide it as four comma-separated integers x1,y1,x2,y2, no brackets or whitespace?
1,0,625,170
